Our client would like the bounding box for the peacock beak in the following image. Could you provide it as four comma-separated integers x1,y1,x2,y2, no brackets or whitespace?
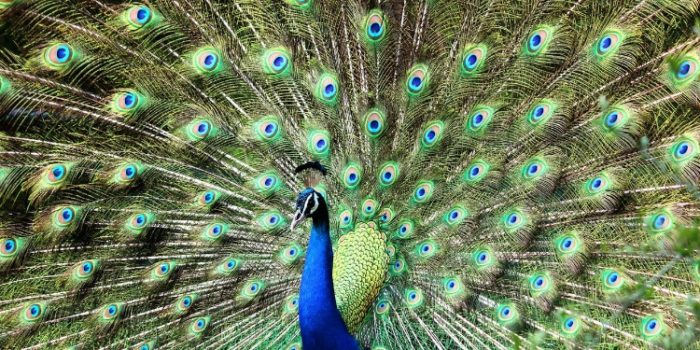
290,209,306,231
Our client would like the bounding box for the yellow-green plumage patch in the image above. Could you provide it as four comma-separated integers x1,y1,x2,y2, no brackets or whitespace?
332,222,388,332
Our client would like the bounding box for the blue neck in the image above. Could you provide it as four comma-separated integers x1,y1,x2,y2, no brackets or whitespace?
299,205,358,350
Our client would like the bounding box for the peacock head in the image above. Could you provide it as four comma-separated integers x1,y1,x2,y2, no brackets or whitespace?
290,188,325,231
291,161,328,231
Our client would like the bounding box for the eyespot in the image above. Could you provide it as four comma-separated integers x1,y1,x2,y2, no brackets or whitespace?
240,279,265,299
119,164,138,181
496,303,518,323
307,129,331,157
132,213,148,228
461,44,487,75
668,136,698,164
253,171,281,194
214,257,240,276
337,208,353,229
283,294,299,314
378,207,394,226
668,54,700,89
421,121,444,148
381,243,394,260
599,105,632,132
645,210,674,235
286,343,302,350
524,26,553,55
528,272,552,296
404,288,424,308
22,303,45,322
676,60,697,79
473,247,494,268
640,316,664,339
466,106,494,134
463,159,490,184
390,256,406,275
396,220,414,239
253,115,282,142
520,158,548,181
192,47,222,74
378,161,400,187
69,259,98,282
584,173,610,195
444,279,456,291
1,238,16,255
500,306,512,319
502,209,526,231
191,317,209,333
136,341,156,350
262,47,292,76
364,10,386,42
56,207,75,226
202,222,227,242
43,43,76,69
126,5,153,29
375,298,390,315
256,210,285,230
560,316,582,336
278,243,303,265
197,190,221,207
45,164,67,184
600,268,624,293
363,108,386,137
594,30,624,59
412,180,434,204
444,205,467,226
527,100,556,126
152,261,175,281
111,90,145,114
405,64,429,96
186,118,217,142
101,303,122,320
341,163,362,189
416,240,437,258
314,73,339,104
361,198,378,218
560,237,574,252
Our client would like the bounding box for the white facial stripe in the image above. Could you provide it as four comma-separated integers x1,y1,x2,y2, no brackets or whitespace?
303,193,313,214
310,193,320,214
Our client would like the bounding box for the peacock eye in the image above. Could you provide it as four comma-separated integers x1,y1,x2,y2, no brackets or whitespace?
262,48,293,76
57,207,75,225
676,60,696,79
194,49,221,73
129,6,152,26
461,44,488,75
44,43,76,68
314,73,339,104
2,238,16,254
421,121,444,148
365,11,386,42
121,93,137,109
122,165,136,179
405,64,429,96
47,164,66,183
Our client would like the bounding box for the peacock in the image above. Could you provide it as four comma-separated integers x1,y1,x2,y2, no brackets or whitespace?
1,0,700,349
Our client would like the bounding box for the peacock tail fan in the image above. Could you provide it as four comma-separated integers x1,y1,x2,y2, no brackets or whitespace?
0,0,698,349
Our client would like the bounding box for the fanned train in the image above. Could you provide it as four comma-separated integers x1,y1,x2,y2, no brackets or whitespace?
0,0,700,349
